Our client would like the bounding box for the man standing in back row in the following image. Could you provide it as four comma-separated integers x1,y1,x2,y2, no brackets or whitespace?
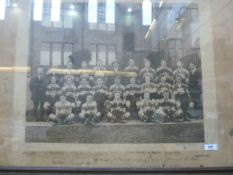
29,66,46,121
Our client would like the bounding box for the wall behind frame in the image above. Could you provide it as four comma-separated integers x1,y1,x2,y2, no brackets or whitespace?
0,0,233,168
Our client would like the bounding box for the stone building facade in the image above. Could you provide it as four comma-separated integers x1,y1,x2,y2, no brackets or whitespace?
29,1,200,74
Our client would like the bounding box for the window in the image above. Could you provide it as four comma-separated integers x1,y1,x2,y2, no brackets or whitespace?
108,45,116,65
89,45,97,66
52,43,62,66
42,3,52,27
51,0,61,22
168,39,183,65
63,15,73,28
64,44,73,65
40,42,73,67
142,0,152,25
89,44,116,66
166,9,174,33
40,43,50,65
88,0,97,23
189,8,199,23
33,0,43,21
99,45,107,64
41,3,74,29
89,2,115,31
105,0,115,24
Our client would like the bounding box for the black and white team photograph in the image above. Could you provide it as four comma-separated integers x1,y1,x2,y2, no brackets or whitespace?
25,1,204,143
27,58,203,125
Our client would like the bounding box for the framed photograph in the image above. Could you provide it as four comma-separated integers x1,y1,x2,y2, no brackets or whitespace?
0,0,233,173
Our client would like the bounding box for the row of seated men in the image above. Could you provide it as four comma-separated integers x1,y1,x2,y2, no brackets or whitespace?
29,59,202,124
48,91,192,125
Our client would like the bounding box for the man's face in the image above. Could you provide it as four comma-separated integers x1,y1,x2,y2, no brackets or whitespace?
176,101,181,108
161,61,167,68
115,93,121,100
51,76,56,83
145,60,150,68
177,62,182,69
86,96,93,103
81,61,87,68
161,76,166,83
129,59,135,66
190,63,196,70
67,78,73,84
130,77,135,84
115,78,120,85
67,62,73,69
163,92,169,99
145,76,151,83
144,93,150,100
37,67,43,75
176,76,182,83
60,96,66,102
81,79,87,85
97,79,103,86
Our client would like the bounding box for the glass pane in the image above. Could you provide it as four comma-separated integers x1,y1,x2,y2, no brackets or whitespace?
108,23,115,31
105,0,115,24
89,45,97,65
42,3,51,27
64,43,73,52
98,3,105,23
142,0,152,25
88,0,97,23
42,15,51,27
190,8,199,22
40,51,50,65
53,21,62,28
63,16,73,28
176,40,182,48
40,43,50,65
90,52,97,66
168,49,176,57
64,52,71,66
63,44,72,66
99,23,106,31
89,23,97,30
108,52,116,65
52,43,61,66
177,49,183,58
168,40,175,48
98,45,106,65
